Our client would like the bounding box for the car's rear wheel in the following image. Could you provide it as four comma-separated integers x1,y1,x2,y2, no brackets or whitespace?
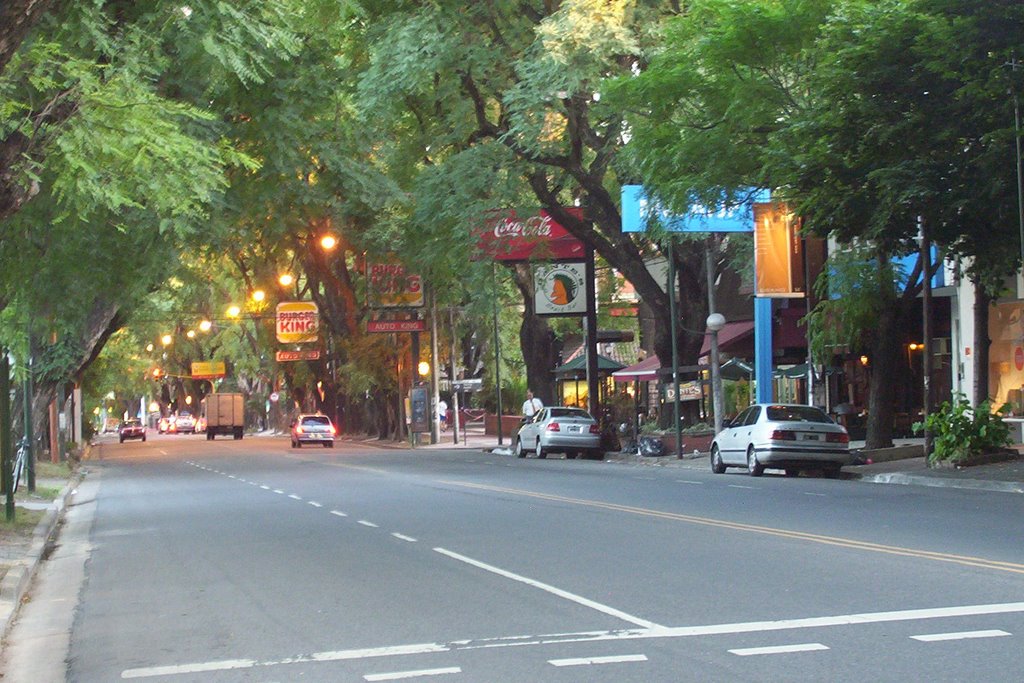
536,440,546,459
747,446,764,477
785,468,800,477
823,465,841,478
565,450,578,459
710,446,726,474
142,435,147,442
324,441,333,448
515,438,526,458
295,440,302,448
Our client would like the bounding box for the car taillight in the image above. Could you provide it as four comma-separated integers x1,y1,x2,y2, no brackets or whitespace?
329,425,337,435
771,429,796,441
589,424,600,434
827,432,850,444
546,422,561,432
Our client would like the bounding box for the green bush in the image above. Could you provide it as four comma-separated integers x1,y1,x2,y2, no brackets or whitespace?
913,394,1011,464
682,422,713,435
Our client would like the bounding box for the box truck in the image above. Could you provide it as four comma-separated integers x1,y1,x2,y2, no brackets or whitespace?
202,393,244,440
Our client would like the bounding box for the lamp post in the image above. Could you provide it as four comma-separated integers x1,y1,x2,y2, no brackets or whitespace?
707,312,726,435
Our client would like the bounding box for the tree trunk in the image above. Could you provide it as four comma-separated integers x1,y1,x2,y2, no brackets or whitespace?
510,263,559,405
865,305,899,449
973,284,992,406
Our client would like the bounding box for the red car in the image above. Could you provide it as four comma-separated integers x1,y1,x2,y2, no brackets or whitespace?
119,419,146,443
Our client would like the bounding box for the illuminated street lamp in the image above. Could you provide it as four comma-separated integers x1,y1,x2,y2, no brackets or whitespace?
199,320,212,332
161,334,173,347
418,361,430,377
226,305,241,318
320,234,338,251
146,343,154,352
186,330,196,339
278,273,295,287
251,289,266,303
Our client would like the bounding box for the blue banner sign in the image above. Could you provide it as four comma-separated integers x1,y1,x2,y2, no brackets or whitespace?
621,185,769,234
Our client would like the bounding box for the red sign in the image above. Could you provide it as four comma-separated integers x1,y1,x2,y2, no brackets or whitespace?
1015,347,1023,372
276,349,321,362
367,319,427,333
476,208,585,261
366,256,424,308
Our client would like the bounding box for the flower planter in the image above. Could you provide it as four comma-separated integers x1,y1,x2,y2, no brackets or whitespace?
656,431,715,457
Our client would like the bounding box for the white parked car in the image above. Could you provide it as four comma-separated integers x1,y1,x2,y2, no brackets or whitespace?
710,403,850,477
514,407,602,460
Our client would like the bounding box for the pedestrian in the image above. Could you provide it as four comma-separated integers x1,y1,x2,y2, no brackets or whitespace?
521,390,543,420
438,398,448,431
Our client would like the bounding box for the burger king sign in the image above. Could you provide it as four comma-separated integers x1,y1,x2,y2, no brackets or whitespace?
534,262,586,316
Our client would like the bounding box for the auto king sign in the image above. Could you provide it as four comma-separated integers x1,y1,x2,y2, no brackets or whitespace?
276,301,319,344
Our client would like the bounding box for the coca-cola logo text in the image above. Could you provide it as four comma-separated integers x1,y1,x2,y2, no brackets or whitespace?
493,215,554,239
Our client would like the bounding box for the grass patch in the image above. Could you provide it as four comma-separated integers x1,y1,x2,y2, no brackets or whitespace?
35,460,75,479
0,508,45,539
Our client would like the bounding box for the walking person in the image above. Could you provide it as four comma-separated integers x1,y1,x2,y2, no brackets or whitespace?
521,390,543,420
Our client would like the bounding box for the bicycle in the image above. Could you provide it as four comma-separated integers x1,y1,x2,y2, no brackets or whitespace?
10,437,28,494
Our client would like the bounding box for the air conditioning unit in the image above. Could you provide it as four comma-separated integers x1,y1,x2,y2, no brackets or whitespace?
933,337,951,356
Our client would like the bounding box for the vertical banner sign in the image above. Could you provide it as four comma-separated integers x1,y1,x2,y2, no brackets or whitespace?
534,262,587,316
276,301,320,343
366,255,424,308
753,202,805,298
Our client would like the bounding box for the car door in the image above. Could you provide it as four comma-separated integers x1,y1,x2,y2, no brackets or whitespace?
517,409,542,450
717,407,751,464
736,406,762,461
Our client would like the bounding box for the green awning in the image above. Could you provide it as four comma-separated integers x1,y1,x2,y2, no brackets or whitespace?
554,354,626,378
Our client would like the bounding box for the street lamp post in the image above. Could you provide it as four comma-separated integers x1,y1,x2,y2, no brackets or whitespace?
707,313,726,435
705,242,726,435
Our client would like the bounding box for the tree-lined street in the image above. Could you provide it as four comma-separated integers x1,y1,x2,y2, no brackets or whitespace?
5,437,1024,681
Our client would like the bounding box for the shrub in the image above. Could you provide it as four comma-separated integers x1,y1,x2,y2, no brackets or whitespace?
913,395,1011,465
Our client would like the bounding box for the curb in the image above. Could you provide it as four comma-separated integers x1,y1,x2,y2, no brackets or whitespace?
853,471,1024,494
0,474,80,642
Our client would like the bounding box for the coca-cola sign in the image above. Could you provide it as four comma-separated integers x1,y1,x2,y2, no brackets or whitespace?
476,208,585,261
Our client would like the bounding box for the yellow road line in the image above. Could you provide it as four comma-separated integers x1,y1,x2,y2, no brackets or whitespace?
440,481,1024,575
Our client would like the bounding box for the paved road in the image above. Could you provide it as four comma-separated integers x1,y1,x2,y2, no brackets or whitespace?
4,434,1024,681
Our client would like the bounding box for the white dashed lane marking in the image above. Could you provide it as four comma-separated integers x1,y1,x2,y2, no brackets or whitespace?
363,666,461,681
911,629,1011,642
549,654,647,667
308,501,323,508
330,510,348,517
729,643,829,656
392,533,417,543
288,494,302,500
358,520,379,528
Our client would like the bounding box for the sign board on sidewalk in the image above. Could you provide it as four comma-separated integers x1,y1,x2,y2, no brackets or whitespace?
366,256,424,308
410,386,430,433
367,319,427,333
276,349,321,362
534,262,587,316
276,301,320,343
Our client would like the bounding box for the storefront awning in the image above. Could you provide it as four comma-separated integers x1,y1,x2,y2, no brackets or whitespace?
699,320,756,356
553,354,625,378
611,355,661,382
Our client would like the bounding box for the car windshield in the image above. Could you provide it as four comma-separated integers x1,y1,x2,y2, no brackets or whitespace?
765,405,833,424
301,416,332,426
178,411,192,418
547,408,593,420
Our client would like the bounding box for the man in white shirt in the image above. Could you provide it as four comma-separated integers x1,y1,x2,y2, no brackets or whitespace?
521,390,543,419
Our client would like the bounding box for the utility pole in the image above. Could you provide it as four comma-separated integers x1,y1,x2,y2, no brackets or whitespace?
2,351,13,521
